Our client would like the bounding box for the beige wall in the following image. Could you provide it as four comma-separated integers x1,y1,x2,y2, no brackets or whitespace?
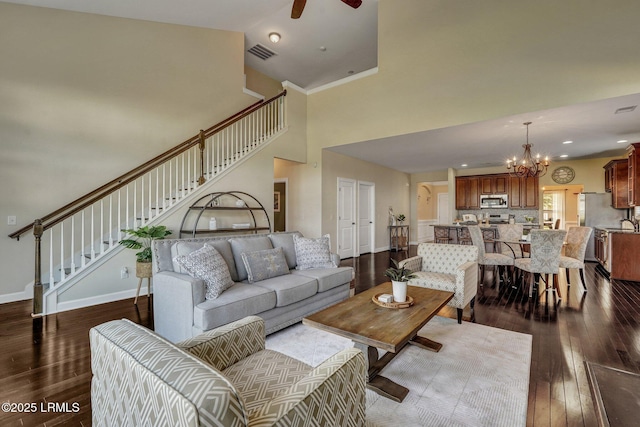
245,66,283,99
1,3,268,300
417,183,448,220
321,150,410,253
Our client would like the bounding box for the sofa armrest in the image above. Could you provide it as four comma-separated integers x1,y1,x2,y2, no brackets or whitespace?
398,256,422,273
177,316,266,371
330,252,341,267
456,261,478,308
248,348,366,427
153,271,206,343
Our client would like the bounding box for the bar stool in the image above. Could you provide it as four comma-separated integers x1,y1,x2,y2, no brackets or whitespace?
482,228,497,252
434,226,452,244
457,227,473,245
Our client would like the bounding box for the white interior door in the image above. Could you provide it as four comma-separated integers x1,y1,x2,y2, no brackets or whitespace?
358,181,375,255
437,193,450,225
337,178,357,259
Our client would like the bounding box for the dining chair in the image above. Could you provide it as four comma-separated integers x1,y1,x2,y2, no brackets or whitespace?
514,229,567,312
468,225,514,289
496,224,525,258
559,226,592,292
554,219,561,229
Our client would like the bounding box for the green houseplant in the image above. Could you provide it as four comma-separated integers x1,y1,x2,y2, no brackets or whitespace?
119,225,172,278
396,214,406,224
384,259,417,303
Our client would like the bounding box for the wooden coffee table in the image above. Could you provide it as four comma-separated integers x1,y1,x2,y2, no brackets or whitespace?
303,282,453,402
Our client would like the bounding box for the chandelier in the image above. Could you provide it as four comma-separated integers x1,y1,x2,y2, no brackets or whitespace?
506,121,549,178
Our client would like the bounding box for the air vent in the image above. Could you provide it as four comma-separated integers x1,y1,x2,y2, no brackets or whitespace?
615,105,637,114
247,44,277,60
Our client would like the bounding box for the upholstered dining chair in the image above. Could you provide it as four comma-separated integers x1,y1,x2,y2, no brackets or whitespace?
514,229,567,310
468,225,514,289
559,226,592,292
496,224,525,258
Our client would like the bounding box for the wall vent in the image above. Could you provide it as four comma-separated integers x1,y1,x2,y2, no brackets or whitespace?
247,44,277,60
615,105,637,114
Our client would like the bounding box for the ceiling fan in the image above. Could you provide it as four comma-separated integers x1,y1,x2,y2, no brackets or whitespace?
291,0,362,19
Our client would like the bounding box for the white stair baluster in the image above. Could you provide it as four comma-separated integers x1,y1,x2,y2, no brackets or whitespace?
70,216,76,274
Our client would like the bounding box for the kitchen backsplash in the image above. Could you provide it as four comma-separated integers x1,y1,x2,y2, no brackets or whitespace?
457,209,539,223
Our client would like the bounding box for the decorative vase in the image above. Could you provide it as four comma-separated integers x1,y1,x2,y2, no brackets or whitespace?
136,261,152,279
391,280,408,303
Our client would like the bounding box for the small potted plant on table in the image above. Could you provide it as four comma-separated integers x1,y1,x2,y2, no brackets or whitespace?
384,259,417,303
119,225,172,304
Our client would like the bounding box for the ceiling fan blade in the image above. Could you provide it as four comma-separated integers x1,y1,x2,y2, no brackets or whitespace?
291,0,307,19
341,0,363,8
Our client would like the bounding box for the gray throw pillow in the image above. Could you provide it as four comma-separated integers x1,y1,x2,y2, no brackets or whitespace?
241,247,290,283
174,245,234,299
293,234,336,270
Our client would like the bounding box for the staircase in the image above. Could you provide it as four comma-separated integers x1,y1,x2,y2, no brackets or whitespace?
9,91,287,316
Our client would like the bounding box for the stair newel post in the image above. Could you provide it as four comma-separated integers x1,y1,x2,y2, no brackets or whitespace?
32,219,44,317
197,129,206,186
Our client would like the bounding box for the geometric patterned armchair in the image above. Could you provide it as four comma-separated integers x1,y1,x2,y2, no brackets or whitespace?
398,243,478,323
90,316,366,427
559,226,592,292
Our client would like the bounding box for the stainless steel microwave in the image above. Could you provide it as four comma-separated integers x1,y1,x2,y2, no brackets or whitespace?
480,194,508,209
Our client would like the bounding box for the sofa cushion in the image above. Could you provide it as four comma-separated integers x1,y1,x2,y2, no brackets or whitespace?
268,232,302,269
193,283,277,331
222,349,312,417
292,267,353,292
293,234,336,270
230,237,274,281
174,245,234,300
252,274,318,307
171,240,238,282
409,271,457,293
241,247,290,283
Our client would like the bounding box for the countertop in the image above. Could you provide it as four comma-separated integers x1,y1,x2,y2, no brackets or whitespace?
595,226,640,234
434,222,543,228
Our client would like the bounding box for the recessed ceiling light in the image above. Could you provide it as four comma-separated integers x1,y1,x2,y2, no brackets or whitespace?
268,32,281,43
562,140,573,144
461,164,468,167
615,105,636,114
560,154,569,158
618,139,628,144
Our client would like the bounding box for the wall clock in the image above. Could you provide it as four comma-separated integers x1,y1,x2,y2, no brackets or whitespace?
551,166,575,184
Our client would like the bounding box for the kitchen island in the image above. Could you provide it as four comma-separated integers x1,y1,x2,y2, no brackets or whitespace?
596,227,640,282
432,223,542,247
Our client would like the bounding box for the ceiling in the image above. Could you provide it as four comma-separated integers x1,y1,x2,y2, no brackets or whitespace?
6,0,640,174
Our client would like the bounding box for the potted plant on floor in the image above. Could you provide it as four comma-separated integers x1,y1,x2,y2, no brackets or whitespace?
119,225,172,279
384,259,417,303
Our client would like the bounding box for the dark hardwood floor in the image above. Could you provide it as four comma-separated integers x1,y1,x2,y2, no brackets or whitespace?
1,246,639,426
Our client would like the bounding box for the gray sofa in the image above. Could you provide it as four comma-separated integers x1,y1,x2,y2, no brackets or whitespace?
152,231,353,342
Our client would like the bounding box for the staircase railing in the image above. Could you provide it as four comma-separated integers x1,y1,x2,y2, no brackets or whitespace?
10,91,287,316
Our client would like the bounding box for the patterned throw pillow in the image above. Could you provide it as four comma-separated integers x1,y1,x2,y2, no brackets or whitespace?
293,234,336,270
174,244,234,299
241,247,290,283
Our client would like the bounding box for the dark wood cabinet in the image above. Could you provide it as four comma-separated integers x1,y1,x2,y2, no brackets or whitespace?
603,159,629,208
610,232,640,281
508,176,539,209
480,174,508,194
455,176,480,209
627,143,640,207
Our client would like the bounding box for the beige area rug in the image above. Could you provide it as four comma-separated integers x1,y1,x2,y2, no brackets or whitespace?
266,316,531,427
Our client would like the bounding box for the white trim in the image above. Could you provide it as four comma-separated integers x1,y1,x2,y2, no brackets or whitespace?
55,288,149,314
374,245,389,253
0,284,33,304
308,67,379,94
282,67,379,95
274,177,289,231
243,87,265,100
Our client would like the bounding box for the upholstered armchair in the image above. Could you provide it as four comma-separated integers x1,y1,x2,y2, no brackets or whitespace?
398,243,478,323
90,316,366,427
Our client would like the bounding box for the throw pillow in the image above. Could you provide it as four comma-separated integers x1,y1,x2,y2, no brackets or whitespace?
241,247,290,283
174,245,234,300
293,234,336,270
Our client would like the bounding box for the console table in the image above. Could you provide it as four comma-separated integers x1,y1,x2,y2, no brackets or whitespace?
389,225,409,252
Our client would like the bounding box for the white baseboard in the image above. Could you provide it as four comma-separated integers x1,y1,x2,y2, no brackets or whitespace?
55,286,151,314
0,283,34,304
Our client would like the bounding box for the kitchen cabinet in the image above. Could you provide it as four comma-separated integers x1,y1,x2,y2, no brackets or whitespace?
508,176,539,209
594,228,607,269
455,176,480,209
603,159,629,208
610,232,640,281
480,174,508,194
627,142,640,207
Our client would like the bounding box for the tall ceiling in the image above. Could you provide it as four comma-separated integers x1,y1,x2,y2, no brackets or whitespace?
5,0,640,173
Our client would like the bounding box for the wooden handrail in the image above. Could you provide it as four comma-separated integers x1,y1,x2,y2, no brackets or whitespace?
9,92,286,239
